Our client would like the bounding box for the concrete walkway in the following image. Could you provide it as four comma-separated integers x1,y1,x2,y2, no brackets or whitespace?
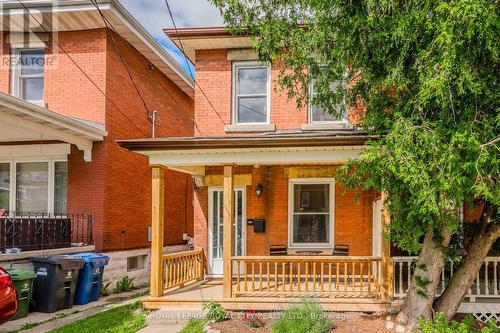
0,287,148,333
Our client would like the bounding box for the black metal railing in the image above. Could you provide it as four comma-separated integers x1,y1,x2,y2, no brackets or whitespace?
0,212,93,253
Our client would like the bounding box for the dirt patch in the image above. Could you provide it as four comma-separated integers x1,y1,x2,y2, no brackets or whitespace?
209,312,398,333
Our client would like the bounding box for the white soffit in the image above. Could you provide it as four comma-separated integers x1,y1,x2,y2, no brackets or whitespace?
145,146,363,166
0,92,106,161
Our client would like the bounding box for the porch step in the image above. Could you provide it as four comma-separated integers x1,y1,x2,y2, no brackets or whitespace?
146,308,204,325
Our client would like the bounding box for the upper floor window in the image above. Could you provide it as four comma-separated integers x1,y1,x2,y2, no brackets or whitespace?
12,49,45,102
232,61,270,124
309,80,347,123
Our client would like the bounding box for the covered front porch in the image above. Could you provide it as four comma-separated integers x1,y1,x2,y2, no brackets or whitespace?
118,133,393,311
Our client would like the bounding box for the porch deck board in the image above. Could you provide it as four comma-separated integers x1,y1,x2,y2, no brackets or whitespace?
142,279,390,312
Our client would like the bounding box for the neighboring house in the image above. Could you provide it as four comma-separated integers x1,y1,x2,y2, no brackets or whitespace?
119,27,496,315
0,0,194,285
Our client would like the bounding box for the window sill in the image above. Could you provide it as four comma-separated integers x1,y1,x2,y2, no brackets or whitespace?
301,122,352,131
224,123,276,133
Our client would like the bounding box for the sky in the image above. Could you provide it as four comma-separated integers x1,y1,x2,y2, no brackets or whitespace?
120,0,224,77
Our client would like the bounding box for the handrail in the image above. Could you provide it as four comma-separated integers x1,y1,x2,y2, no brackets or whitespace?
163,248,204,290
231,255,382,299
393,256,500,301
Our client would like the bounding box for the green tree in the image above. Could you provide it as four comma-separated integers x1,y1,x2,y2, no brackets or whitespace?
212,0,499,328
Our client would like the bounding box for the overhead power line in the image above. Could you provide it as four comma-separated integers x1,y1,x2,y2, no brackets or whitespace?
89,0,203,136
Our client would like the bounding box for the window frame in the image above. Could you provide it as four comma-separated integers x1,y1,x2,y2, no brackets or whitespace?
308,78,348,124
0,157,67,215
288,178,335,249
11,47,45,103
232,61,271,125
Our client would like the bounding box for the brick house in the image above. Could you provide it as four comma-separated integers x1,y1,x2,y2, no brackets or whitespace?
119,26,492,312
118,27,392,310
0,0,194,284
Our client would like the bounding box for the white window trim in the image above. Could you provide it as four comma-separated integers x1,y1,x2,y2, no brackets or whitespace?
308,79,348,124
232,61,271,125
288,178,335,249
10,47,45,103
0,157,67,215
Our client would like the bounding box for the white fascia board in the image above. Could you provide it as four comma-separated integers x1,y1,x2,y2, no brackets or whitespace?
146,146,364,166
0,143,70,159
107,1,194,90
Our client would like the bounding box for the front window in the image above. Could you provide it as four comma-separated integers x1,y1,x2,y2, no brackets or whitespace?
16,162,49,213
232,62,270,124
0,163,10,212
309,80,347,123
289,179,334,247
0,160,67,214
12,49,45,102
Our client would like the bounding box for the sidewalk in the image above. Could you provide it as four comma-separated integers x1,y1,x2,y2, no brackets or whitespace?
0,287,148,333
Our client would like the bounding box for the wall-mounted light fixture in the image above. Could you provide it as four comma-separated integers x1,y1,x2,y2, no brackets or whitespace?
255,183,263,197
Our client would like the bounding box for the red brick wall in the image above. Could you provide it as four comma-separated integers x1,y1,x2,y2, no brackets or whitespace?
193,49,364,136
193,165,375,260
0,32,9,94
101,30,194,251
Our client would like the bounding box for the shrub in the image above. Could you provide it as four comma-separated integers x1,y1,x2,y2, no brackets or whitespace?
419,313,499,333
271,300,332,333
242,310,266,328
115,276,137,293
203,301,229,323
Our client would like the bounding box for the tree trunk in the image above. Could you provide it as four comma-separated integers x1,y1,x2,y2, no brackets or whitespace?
434,205,499,321
396,227,452,329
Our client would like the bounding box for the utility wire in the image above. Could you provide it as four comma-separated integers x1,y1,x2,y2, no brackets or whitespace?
88,0,203,136
164,0,228,126
17,0,149,137
90,0,151,122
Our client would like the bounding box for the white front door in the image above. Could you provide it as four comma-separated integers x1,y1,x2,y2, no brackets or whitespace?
208,187,246,277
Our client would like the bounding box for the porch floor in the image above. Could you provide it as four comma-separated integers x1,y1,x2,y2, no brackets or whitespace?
142,279,390,312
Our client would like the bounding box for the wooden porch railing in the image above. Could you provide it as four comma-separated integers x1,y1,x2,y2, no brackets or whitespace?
393,256,500,301
231,256,382,298
163,248,204,290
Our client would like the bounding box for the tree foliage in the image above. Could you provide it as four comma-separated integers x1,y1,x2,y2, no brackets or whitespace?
213,0,499,252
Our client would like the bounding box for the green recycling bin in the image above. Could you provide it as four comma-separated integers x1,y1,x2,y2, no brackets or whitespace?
7,269,36,320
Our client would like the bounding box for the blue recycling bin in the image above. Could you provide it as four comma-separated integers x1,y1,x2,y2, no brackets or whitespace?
72,253,109,305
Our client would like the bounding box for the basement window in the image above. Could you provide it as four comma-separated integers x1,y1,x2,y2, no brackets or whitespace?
127,255,146,272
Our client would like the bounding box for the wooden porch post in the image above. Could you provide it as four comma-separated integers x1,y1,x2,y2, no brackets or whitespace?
150,166,165,298
223,165,234,298
380,192,393,300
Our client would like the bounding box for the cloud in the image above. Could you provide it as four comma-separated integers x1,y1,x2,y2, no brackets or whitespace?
120,0,223,75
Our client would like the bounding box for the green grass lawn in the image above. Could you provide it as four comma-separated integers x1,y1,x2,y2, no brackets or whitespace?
48,301,147,333
178,319,207,333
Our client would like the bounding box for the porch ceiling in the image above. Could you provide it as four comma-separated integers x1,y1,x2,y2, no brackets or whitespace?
0,92,107,161
117,132,373,169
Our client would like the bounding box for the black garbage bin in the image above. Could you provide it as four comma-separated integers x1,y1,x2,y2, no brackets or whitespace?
31,255,84,313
